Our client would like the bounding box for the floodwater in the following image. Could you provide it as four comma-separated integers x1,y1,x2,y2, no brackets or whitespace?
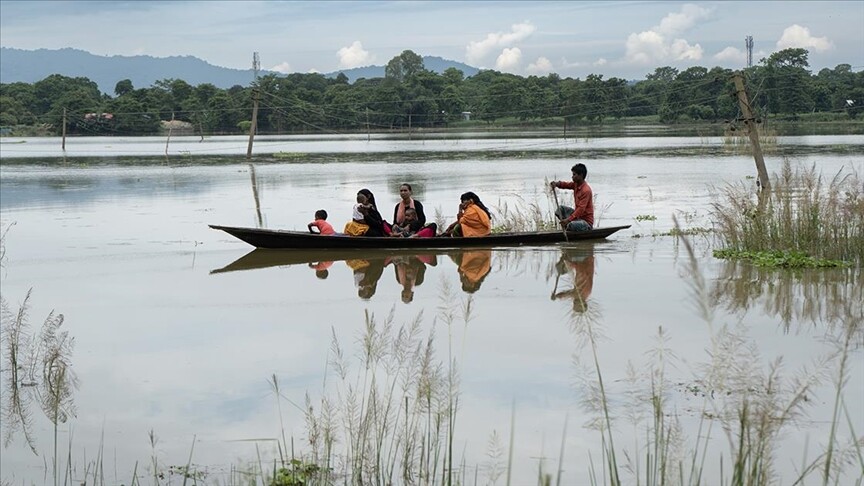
0,134,862,485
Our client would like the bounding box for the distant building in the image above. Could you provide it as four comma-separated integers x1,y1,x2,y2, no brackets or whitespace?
461,111,472,121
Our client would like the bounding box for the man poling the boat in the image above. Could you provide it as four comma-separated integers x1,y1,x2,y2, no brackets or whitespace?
550,163,594,232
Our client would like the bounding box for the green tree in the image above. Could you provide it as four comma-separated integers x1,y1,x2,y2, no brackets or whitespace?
114,79,134,97
385,50,425,82
761,48,813,117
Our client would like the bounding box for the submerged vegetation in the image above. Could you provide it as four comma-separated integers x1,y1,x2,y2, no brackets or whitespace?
713,249,848,268
712,159,864,266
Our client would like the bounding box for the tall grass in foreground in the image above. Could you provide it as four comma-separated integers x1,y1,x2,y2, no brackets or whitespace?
284,282,472,486
712,159,864,264
570,221,863,486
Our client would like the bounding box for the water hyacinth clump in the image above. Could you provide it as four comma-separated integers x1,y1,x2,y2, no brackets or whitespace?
712,159,864,265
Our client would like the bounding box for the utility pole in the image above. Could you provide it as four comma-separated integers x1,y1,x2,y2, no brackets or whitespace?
732,72,770,191
408,113,412,140
165,112,174,161
61,108,67,151
246,89,259,159
366,107,370,142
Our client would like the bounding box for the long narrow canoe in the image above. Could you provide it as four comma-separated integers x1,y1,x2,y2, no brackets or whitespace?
209,224,630,249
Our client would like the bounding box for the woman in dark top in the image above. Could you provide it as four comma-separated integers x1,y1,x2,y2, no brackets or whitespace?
393,183,426,227
357,188,386,237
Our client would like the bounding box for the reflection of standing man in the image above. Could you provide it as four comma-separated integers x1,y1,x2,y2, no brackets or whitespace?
450,250,492,293
550,163,594,232
552,250,595,312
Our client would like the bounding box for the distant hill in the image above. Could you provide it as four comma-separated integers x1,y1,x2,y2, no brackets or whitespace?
0,47,480,93
0,47,261,94
326,56,480,82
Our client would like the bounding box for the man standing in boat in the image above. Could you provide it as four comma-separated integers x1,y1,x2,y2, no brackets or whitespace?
551,163,594,232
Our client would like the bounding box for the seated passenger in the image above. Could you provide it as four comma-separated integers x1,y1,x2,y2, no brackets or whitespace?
442,191,492,237
393,183,427,227
343,192,371,236
391,207,423,237
356,188,386,237
308,209,336,235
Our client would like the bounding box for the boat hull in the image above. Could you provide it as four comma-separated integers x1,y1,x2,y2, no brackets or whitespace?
209,224,630,249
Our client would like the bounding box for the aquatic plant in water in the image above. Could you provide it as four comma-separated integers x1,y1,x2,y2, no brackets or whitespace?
711,158,864,265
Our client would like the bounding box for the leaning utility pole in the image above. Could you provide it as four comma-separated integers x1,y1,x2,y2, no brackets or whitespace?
246,89,259,159
732,72,770,191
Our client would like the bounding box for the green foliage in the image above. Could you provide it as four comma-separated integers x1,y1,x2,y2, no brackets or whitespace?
270,459,323,486
635,214,657,222
0,47,861,135
713,248,848,268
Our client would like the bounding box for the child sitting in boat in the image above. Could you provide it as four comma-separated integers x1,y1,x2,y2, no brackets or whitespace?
308,209,336,235
390,207,423,237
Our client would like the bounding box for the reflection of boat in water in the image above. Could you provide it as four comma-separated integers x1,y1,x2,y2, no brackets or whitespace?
211,249,444,301
209,224,630,249
211,249,443,274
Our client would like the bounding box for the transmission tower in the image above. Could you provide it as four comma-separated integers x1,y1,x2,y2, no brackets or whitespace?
253,52,260,81
745,36,754,68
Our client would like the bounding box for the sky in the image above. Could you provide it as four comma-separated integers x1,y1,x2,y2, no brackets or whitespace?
1,0,862,79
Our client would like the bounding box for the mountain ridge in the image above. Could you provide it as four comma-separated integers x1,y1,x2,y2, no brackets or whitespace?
0,47,480,94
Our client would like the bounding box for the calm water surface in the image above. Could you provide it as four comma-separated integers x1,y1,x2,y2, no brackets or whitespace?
1,137,861,484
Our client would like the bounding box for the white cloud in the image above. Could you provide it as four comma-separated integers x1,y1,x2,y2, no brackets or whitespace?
776,24,833,52
270,62,292,73
337,40,372,68
466,22,535,64
714,46,746,63
624,4,709,64
594,58,608,66
495,47,522,71
657,4,711,35
625,30,667,64
526,56,553,74
670,39,703,60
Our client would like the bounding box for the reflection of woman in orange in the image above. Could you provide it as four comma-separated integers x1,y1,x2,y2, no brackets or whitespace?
450,250,492,293
552,250,594,312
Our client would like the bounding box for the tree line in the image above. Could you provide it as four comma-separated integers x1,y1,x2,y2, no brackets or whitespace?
0,48,861,136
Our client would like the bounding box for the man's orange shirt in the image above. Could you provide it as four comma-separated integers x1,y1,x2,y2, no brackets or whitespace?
556,181,594,227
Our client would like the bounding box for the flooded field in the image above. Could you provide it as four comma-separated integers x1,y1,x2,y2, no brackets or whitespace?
1,134,862,485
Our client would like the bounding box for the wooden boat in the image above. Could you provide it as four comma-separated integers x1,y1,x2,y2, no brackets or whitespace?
209,224,630,249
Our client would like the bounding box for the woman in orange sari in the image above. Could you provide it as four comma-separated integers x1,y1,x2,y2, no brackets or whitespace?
443,192,492,237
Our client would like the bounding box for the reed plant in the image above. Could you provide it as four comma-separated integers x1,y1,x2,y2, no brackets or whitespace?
567,220,863,486
294,282,471,486
712,159,864,265
722,126,778,155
